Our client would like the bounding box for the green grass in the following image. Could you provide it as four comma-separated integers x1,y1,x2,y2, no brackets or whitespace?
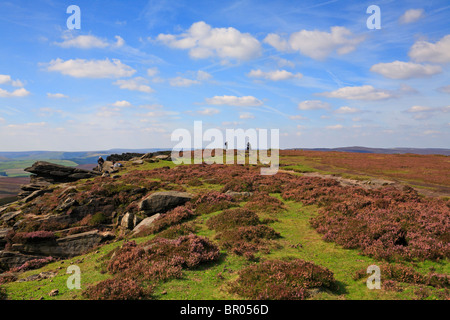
2,164,448,301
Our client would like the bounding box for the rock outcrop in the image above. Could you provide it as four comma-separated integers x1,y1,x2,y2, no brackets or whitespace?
139,191,193,216
24,161,101,184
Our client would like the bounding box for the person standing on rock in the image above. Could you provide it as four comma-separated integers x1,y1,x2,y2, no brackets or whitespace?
97,156,105,172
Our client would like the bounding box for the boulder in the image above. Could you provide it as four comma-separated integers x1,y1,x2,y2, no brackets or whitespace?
120,212,142,230
225,190,253,198
24,161,101,184
131,214,161,235
9,230,114,258
138,191,193,215
132,160,144,165
155,155,170,161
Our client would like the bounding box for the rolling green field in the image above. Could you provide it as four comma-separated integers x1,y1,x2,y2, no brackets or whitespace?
1,157,448,301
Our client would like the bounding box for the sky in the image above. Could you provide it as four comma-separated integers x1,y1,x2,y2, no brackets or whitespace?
0,0,449,151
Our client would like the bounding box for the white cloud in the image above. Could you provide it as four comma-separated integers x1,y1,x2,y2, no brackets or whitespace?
326,124,343,130
423,130,440,135
409,35,450,64
297,100,330,110
289,115,308,120
274,57,295,68
438,85,450,93
320,85,394,101
370,61,441,79
205,95,263,107
47,93,68,99
156,21,262,61
45,58,136,79
0,74,23,87
239,112,255,119
399,9,424,24
406,105,432,113
113,77,154,93
0,87,30,98
264,26,364,60
248,69,302,81
335,106,360,114
169,76,200,87
55,34,125,49
147,67,159,77
111,100,132,108
197,70,212,81
197,108,220,116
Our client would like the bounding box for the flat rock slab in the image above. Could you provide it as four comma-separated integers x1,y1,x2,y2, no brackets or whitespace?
139,191,193,216
24,161,101,184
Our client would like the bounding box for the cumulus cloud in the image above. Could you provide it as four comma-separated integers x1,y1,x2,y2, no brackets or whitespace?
197,108,220,116
289,115,308,120
297,100,330,110
113,77,154,93
111,100,132,108
0,87,30,98
334,106,360,114
264,26,364,60
405,105,449,119
248,69,302,81
370,60,441,79
406,105,433,113
409,35,450,64
55,34,125,49
169,70,212,87
0,74,24,87
169,77,200,87
205,95,263,107
47,93,68,99
399,9,424,24
156,21,262,61
320,85,394,101
45,58,136,78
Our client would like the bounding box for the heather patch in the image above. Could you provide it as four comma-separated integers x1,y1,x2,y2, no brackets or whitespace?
230,259,337,300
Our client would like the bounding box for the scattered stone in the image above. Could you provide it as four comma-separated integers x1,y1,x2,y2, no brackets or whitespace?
132,160,144,165
48,289,59,297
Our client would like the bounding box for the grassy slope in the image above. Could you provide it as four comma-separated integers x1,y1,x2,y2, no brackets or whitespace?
2,158,449,300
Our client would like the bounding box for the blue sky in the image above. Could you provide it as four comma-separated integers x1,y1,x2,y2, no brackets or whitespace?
0,0,449,151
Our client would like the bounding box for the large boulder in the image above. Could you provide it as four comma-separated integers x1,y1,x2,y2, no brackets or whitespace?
131,214,161,236
24,161,101,184
139,191,193,216
9,230,114,258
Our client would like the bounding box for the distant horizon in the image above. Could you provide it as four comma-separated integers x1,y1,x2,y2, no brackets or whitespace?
1,146,449,153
